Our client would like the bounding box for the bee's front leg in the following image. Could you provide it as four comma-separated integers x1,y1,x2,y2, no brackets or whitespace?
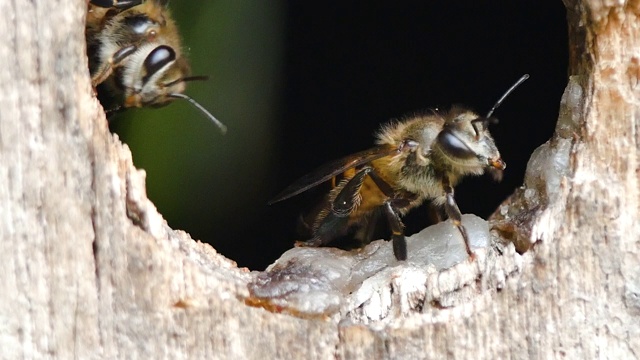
91,45,137,87
442,179,474,260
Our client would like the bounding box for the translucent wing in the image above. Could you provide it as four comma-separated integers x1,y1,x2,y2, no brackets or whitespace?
269,145,399,204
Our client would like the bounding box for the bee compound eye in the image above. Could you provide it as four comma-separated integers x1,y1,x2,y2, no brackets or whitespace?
437,130,476,159
124,14,154,35
93,0,143,10
144,45,176,78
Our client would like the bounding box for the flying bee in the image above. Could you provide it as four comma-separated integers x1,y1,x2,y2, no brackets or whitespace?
86,0,226,133
270,74,529,261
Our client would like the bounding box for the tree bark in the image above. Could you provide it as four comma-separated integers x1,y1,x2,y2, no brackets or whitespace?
0,1,638,359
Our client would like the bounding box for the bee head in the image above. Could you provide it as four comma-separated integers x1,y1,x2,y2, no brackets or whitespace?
123,44,187,107
433,74,529,180
435,109,505,179
123,45,227,133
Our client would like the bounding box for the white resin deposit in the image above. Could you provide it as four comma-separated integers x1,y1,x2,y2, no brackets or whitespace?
248,214,491,317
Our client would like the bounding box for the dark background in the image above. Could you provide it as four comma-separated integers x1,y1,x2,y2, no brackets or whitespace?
109,2,568,270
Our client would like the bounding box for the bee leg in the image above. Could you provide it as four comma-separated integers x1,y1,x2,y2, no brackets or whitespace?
383,201,407,261
91,45,137,87
427,203,446,224
354,209,381,246
306,167,372,247
331,167,371,215
90,0,144,10
367,169,417,261
443,183,474,259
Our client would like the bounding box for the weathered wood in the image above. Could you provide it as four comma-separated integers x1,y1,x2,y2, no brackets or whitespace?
0,1,336,359
0,0,638,359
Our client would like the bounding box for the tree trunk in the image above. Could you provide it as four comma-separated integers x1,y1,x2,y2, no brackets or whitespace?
0,1,637,359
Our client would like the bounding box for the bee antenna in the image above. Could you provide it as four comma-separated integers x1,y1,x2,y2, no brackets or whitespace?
485,74,529,118
168,93,227,134
181,75,210,83
164,75,209,88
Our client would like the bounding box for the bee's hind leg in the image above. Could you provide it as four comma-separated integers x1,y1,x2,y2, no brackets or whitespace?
303,167,372,248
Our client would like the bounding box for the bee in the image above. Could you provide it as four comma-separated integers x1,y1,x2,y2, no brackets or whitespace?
270,75,529,261
86,0,226,133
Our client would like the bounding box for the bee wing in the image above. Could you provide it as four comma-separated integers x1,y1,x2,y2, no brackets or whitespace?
269,145,399,204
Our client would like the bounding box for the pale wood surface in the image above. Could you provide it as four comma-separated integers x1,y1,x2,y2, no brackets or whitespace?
0,1,638,359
